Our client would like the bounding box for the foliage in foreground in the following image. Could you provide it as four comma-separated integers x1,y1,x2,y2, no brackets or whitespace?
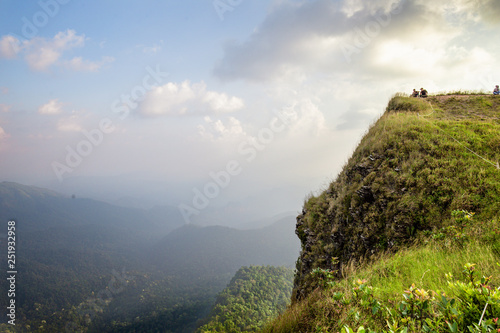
338,261,500,333
264,210,500,333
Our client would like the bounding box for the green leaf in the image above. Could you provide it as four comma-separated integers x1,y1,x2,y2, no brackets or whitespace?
341,325,354,333
372,302,381,315
447,321,458,333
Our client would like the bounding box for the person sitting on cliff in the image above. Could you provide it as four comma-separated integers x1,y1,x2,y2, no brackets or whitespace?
494,85,500,95
420,88,428,98
411,89,419,97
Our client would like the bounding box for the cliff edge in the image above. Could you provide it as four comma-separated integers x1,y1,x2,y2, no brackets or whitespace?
293,93,500,301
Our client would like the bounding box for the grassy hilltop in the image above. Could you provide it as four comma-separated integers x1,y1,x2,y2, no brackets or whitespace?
264,93,500,332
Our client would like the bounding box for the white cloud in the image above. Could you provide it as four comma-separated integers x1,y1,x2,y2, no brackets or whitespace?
213,0,499,83
38,99,63,115
0,35,21,59
0,30,113,72
64,56,114,72
0,104,11,113
24,30,85,71
25,45,60,71
57,115,84,132
0,87,8,95
139,81,244,116
0,126,9,150
286,99,326,135
202,91,245,113
56,110,92,132
197,99,326,146
198,116,247,141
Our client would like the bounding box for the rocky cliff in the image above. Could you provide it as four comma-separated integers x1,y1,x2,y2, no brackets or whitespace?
292,94,500,301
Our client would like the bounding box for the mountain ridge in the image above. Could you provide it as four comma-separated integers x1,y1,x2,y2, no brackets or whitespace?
0,181,300,332
263,93,500,332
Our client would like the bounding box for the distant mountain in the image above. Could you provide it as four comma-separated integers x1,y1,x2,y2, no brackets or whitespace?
235,211,298,230
150,216,300,276
0,181,184,234
91,219,300,333
0,181,185,329
0,182,300,332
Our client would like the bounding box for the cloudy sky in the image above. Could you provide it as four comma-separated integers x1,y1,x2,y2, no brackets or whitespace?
0,0,498,225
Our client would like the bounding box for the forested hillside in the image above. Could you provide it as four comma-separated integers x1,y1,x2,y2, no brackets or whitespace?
197,266,294,333
0,183,299,332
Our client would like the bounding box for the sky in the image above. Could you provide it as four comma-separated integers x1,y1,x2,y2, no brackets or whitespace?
0,0,499,226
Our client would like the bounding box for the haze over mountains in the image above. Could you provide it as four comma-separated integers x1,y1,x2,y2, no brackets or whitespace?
0,181,300,332
38,175,305,228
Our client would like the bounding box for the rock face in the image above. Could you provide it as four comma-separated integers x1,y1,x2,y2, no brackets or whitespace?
291,95,500,301
293,151,417,301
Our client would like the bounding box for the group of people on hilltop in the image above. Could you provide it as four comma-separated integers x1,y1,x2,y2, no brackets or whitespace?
494,85,499,95
411,88,428,98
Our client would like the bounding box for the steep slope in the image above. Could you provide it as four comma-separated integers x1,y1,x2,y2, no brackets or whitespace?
293,94,500,300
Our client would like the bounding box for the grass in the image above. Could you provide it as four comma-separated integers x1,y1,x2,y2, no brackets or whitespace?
279,93,500,332
264,230,500,333
366,239,500,298
433,90,491,96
